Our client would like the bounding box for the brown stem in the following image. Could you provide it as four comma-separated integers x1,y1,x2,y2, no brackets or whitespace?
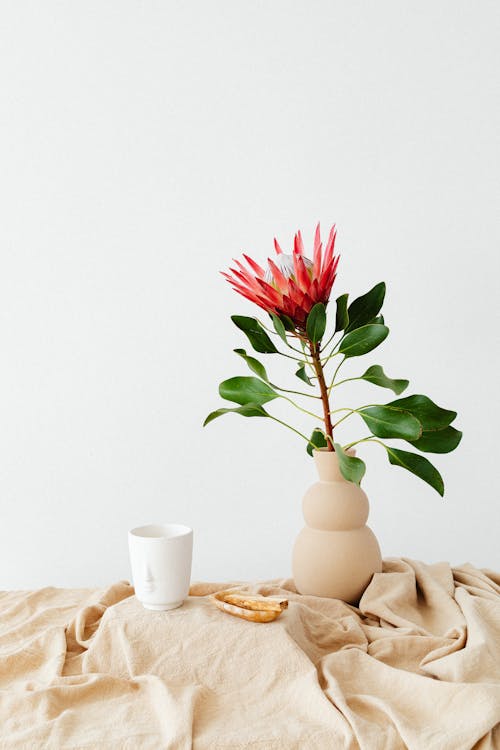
309,340,334,451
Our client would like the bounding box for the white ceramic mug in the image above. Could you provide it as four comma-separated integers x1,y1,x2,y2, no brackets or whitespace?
128,523,193,611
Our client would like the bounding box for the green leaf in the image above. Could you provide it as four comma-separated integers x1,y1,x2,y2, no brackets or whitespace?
219,376,279,406
360,365,409,395
339,324,389,358
204,403,269,427
233,349,269,382
408,425,463,454
231,315,278,354
385,446,444,496
346,282,386,333
359,405,422,440
334,443,366,485
306,302,326,343
369,314,384,325
388,394,456,430
270,313,288,344
335,293,349,333
307,429,328,456
296,363,314,386
306,303,327,343
279,314,296,332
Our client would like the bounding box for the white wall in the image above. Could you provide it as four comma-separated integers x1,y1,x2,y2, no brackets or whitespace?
0,1,499,589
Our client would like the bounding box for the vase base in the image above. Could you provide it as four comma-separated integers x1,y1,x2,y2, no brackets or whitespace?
293,526,382,603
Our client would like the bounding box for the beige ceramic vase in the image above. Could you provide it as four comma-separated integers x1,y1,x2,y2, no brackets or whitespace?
292,448,382,604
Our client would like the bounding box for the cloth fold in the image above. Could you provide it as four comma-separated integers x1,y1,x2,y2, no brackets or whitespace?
0,559,498,749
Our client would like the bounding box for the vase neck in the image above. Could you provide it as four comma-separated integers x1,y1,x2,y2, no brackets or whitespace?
313,449,354,481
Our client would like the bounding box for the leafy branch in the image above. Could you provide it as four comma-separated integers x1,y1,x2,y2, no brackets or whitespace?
205,281,462,495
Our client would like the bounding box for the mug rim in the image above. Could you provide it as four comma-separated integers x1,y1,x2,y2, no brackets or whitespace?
129,523,193,540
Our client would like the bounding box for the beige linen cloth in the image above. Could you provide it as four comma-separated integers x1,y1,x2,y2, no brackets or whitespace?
0,558,499,749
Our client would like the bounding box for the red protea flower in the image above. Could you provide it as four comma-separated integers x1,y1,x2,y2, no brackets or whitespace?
222,224,339,329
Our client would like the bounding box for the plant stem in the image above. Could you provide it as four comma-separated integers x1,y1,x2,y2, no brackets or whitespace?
330,403,381,429
270,383,321,399
343,436,389,454
279,395,324,421
309,339,334,451
320,330,338,352
300,339,317,377
343,435,376,450
331,409,356,429
279,351,308,362
268,415,312,443
257,318,312,356
283,339,309,355
330,375,362,389
320,351,342,366
329,406,355,416
328,356,346,396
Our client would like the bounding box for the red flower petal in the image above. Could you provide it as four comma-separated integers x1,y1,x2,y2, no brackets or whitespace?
267,258,288,292
256,277,283,307
293,305,307,325
287,277,303,305
313,223,321,253
318,254,339,298
309,277,321,302
302,292,315,314
280,295,296,317
239,292,271,311
225,281,268,309
243,254,265,278
323,225,337,268
293,231,305,256
293,253,312,293
230,264,262,294
223,224,340,329
313,222,322,277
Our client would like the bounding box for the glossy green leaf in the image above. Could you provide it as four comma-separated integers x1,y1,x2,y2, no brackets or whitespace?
233,349,269,382
385,446,444,496
359,405,422,440
306,303,327,343
270,314,288,344
231,315,278,354
219,376,279,406
346,282,386,333
338,324,389,358
388,394,456,430
369,314,385,325
335,293,349,333
307,429,328,456
334,443,366,485
296,363,314,386
408,425,463,454
203,403,269,427
360,365,409,395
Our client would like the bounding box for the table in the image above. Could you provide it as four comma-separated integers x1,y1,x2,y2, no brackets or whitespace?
1,558,499,749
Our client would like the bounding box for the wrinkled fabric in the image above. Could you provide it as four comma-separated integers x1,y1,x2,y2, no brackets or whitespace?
0,558,498,749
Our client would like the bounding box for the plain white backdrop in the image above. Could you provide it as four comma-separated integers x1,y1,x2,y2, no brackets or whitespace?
0,1,499,588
